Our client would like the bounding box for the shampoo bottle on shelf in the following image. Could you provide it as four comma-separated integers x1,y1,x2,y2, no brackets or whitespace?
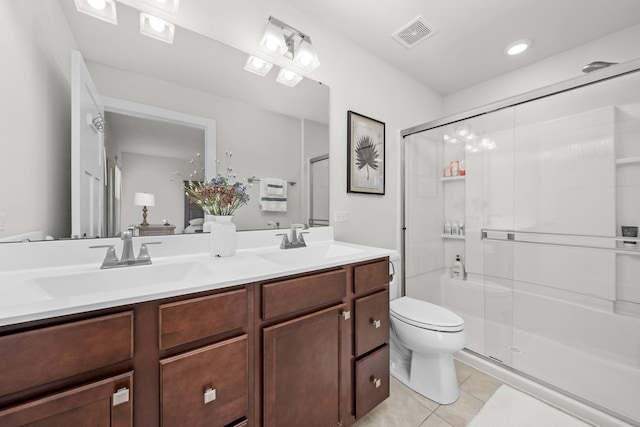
452,255,465,280
444,221,452,235
452,221,459,235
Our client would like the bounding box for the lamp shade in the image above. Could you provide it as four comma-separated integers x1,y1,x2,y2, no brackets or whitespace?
259,19,287,58
293,36,320,73
134,192,155,207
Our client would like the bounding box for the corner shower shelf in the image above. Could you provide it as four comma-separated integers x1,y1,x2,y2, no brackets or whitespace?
442,234,466,240
441,176,465,182
616,157,640,165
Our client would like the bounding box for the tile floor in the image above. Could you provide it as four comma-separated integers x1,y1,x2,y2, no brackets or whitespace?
354,360,504,427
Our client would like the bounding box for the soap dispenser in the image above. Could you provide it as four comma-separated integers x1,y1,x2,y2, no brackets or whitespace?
452,255,465,280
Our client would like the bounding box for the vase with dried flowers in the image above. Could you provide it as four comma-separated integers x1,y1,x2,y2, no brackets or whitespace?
185,152,250,256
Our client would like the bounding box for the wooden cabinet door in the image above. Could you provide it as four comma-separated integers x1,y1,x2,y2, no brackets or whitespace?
160,335,248,427
263,304,347,427
0,372,133,427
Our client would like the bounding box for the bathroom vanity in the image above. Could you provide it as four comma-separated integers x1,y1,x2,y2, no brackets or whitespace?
0,230,393,427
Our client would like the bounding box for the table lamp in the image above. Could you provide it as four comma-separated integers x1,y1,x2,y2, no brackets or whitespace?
134,192,155,226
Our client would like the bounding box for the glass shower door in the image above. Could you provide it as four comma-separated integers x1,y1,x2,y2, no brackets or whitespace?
477,108,516,366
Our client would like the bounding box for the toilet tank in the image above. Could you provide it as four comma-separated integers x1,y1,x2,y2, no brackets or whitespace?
389,253,402,300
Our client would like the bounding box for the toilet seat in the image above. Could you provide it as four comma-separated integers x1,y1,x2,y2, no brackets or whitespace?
390,296,464,332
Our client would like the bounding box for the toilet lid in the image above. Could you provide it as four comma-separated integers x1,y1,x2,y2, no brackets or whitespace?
390,296,464,332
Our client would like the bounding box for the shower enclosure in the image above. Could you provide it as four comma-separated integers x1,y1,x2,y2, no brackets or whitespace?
402,60,640,426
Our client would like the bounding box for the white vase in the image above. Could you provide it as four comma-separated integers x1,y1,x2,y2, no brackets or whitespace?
210,215,236,257
202,214,215,233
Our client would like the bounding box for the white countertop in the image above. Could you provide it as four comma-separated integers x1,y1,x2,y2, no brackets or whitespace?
0,227,396,327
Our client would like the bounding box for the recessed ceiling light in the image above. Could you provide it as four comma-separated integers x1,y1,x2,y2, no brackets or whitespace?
142,0,180,15
140,12,175,44
244,55,274,77
276,68,303,87
74,0,117,25
504,39,532,56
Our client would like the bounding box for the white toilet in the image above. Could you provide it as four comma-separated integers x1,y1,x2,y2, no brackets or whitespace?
389,257,466,404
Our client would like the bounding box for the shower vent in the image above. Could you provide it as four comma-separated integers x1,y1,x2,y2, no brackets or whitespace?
391,15,437,49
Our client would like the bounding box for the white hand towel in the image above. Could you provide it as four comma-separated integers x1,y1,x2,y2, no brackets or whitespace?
266,178,285,196
260,178,287,212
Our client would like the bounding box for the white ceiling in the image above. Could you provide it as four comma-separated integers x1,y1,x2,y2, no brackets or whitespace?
281,0,640,95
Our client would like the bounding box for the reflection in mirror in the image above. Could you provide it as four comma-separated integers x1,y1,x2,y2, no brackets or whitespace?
0,0,329,242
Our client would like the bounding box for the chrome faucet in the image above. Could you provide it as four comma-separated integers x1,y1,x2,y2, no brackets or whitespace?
90,229,162,269
120,229,136,262
276,223,309,249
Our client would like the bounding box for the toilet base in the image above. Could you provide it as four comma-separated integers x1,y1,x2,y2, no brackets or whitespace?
411,351,460,404
390,341,460,404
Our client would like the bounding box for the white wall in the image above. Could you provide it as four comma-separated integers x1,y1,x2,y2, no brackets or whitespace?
151,0,444,250
443,24,640,115
0,0,75,240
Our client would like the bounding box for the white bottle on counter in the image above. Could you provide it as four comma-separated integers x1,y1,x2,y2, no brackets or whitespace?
452,255,465,280
444,221,452,235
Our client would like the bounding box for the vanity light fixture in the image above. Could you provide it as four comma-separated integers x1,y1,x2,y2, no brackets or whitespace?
244,56,274,77
276,68,303,87
142,0,180,16
74,0,117,25
259,16,320,74
504,39,532,56
140,12,175,44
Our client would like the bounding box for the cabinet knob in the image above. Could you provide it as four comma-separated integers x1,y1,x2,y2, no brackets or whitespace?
204,387,217,404
371,319,381,328
371,377,382,388
342,310,351,320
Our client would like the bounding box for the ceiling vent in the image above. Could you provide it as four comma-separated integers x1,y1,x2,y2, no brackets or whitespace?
392,16,437,49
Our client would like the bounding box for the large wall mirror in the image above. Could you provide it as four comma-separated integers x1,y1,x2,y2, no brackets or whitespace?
0,0,329,242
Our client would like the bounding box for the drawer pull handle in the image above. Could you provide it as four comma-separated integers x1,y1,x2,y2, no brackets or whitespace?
371,319,381,328
112,387,130,406
204,387,217,404
372,377,381,388
342,310,351,320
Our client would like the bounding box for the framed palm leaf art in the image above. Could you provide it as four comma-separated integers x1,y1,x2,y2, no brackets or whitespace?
347,111,385,194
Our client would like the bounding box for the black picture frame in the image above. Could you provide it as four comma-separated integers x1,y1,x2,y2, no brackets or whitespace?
347,111,385,195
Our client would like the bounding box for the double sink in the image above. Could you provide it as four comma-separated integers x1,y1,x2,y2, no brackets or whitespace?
2,242,367,312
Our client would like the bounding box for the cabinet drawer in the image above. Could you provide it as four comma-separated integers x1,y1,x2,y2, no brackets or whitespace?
262,269,346,320
355,345,390,419
159,289,247,350
355,289,389,357
354,259,389,294
0,372,133,427
0,311,133,397
160,335,248,427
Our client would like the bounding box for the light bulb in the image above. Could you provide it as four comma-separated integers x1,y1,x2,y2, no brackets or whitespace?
149,16,166,32
283,70,295,81
265,37,280,52
299,53,312,67
252,57,265,69
87,0,106,10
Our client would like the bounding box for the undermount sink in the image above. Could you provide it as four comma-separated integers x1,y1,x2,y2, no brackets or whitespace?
258,243,366,265
16,261,214,300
